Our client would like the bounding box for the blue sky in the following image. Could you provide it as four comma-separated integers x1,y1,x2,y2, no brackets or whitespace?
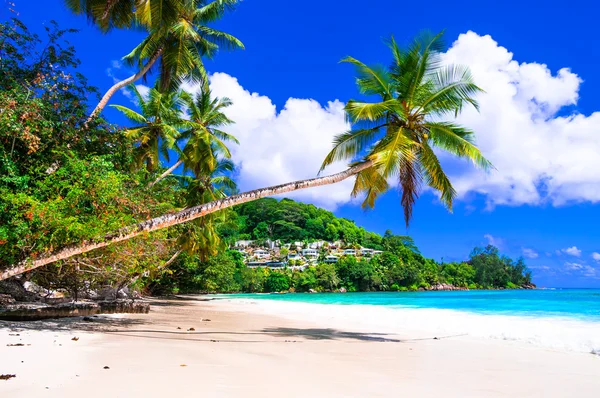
6,0,600,287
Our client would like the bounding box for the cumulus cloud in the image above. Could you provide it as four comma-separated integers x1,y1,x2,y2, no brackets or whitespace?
561,246,582,257
441,32,600,208
522,248,539,259
592,252,600,262
565,261,583,270
182,73,354,209
483,234,503,248
115,30,600,211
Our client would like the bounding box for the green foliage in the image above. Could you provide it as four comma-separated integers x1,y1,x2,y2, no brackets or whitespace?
321,32,491,225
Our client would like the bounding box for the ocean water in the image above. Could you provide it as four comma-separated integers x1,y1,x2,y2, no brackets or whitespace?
224,289,600,354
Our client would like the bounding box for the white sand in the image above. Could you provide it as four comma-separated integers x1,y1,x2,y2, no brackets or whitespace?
1,297,599,397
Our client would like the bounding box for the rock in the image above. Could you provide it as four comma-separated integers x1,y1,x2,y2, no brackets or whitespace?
0,279,39,302
0,294,15,305
339,287,347,293
308,289,317,293
0,300,150,321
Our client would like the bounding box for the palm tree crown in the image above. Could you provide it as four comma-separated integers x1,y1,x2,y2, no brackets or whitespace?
111,85,184,172
125,0,244,91
321,32,491,225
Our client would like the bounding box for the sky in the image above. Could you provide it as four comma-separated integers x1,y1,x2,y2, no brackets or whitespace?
5,0,600,287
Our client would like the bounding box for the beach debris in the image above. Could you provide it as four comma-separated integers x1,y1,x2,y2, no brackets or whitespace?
71,337,79,341
210,339,218,342
0,374,16,380
433,337,439,340
103,366,110,370
202,318,211,322
8,333,20,336
180,364,187,367
7,343,24,347
177,327,181,330
83,316,94,322
187,327,195,331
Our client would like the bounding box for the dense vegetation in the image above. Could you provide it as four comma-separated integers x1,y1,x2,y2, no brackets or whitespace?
151,198,533,294
0,6,505,299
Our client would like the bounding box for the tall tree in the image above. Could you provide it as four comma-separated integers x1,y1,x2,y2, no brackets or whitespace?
321,32,491,225
150,82,238,186
1,33,490,280
72,0,244,120
111,84,184,173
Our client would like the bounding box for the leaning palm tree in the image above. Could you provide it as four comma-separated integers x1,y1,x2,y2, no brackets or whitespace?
150,83,238,186
85,0,243,120
1,33,491,280
321,32,491,225
111,84,184,173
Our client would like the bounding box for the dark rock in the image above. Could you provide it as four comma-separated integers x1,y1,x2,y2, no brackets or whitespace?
0,300,150,321
0,280,39,302
0,294,15,305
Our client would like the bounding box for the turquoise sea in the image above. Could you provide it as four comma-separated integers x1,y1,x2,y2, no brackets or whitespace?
230,289,600,321
226,289,600,354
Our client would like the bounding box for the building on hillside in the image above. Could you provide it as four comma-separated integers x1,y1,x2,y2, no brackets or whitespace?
301,248,318,259
324,255,339,263
309,240,328,249
253,249,270,259
360,248,374,256
373,250,383,255
343,249,356,256
287,252,302,261
235,240,254,248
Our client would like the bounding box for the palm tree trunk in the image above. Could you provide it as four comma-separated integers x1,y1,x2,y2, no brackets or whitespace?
87,48,163,122
0,161,372,281
149,160,182,188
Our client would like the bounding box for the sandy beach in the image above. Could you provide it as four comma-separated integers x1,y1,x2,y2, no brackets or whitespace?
1,296,599,397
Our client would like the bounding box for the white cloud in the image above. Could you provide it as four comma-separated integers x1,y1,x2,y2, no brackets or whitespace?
561,246,582,257
522,248,539,259
442,32,600,208
592,252,600,262
483,234,503,248
565,262,583,270
182,73,354,209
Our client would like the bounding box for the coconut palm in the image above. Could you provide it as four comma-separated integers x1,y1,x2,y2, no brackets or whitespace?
150,83,238,187
64,0,180,31
321,32,491,225
174,158,237,260
1,33,491,280
111,84,184,173
85,0,243,120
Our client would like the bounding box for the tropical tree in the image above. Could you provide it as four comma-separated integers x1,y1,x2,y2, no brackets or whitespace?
73,0,243,120
174,158,238,261
150,82,238,186
1,33,491,281
321,32,491,225
111,84,184,173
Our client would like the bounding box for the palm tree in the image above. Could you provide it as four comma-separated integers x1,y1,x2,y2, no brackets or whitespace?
84,0,243,120
175,158,238,261
111,84,184,173
64,0,179,31
150,83,238,186
1,33,491,280
321,32,491,225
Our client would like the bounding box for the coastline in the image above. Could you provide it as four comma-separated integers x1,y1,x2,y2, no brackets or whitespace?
2,296,599,397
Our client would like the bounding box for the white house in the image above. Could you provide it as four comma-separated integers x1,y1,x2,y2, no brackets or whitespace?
343,249,356,256
287,252,302,261
235,240,254,248
301,248,318,259
360,248,374,256
324,255,339,263
253,249,270,259
373,250,383,255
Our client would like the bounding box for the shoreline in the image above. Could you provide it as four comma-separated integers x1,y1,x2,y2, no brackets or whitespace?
2,296,599,397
